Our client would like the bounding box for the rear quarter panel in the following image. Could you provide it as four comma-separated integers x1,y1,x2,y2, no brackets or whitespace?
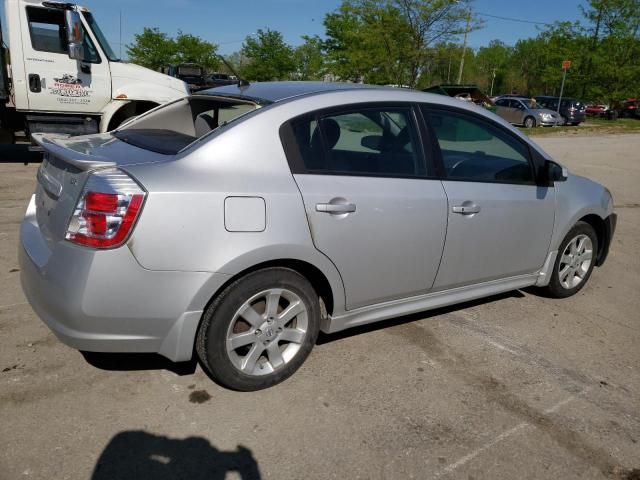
122,106,347,312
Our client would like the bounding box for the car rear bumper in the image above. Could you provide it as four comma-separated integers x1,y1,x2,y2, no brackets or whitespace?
19,195,229,362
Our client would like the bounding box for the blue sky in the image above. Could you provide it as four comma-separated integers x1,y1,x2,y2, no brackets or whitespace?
2,1,588,57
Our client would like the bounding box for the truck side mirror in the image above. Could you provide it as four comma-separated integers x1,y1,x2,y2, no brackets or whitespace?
64,10,84,61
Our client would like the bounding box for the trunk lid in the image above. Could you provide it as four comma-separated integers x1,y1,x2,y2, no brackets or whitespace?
31,133,168,246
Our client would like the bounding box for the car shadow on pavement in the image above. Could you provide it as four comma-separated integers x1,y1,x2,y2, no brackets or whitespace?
0,144,43,164
80,352,198,376
317,290,525,345
92,430,261,480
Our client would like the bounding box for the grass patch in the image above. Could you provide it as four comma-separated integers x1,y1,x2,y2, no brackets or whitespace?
519,117,640,137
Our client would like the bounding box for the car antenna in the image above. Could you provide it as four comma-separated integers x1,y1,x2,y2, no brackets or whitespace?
216,55,249,88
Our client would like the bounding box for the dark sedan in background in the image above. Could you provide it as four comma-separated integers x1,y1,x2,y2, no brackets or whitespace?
535,96,587,125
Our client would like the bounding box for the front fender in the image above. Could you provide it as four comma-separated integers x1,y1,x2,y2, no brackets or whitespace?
550,174,614,253
99,100,131,132
112,81,188,106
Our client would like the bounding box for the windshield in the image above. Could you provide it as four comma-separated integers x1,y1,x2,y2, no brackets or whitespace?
82,12,119,62
179,66,203,76
523,100,543,109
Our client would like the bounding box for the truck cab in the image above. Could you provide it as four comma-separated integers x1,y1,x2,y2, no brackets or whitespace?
1,0,189,142
166,63,207,92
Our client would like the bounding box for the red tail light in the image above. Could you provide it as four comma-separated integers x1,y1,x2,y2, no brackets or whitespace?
66,169,146,249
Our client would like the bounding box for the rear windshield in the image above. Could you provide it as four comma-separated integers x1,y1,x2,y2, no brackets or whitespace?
114,96,259,155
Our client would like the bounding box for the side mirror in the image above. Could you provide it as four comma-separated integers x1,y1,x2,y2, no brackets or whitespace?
65,10,84,61
545,160,568,182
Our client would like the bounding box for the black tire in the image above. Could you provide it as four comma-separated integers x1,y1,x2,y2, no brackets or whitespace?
523,116,536,128
541,221,598,298
196,267,320,391
561,115,568,126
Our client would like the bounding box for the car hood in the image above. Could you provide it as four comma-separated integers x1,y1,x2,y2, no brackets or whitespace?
534,108,560,117
110,62,188,95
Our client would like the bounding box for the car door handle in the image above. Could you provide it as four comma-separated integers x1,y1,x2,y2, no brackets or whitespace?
316,203,356,214
452,205,481,215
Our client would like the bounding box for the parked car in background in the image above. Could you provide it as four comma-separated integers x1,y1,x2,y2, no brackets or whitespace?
492,93,524,102
206,73,237,88
423,84,492,106
585,104,609,117
534,96,586,125
20,82,616,391
619,98,639,118
494,97,561,127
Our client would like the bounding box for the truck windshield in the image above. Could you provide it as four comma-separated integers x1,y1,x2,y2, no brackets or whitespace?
178,66,203,76
82,12,119,62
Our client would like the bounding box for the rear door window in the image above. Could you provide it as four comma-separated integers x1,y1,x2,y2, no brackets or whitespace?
424,108,534,184
283,105,427,177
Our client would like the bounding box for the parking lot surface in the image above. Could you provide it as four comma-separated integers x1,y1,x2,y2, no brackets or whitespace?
1,135,639,479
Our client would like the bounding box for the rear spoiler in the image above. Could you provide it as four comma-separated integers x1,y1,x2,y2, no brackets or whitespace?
31,133,116,171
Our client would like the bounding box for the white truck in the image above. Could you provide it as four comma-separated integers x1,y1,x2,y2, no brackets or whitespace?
0,0,189,143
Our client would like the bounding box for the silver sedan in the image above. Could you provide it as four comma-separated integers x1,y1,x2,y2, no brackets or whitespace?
20,82,616,391
494,97,561,127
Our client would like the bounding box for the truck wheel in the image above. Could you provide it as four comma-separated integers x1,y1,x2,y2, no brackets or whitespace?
0,128,14,145
196,267,321,391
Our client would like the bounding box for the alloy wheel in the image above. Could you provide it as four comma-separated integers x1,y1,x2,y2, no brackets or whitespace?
558,234,593,289
225,288,309,376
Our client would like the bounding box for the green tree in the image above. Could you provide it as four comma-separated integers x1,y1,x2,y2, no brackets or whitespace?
324,0,478,86
174,31,220,71
491,0,640,100
127,29,220,72
578,0,640,100
240,29,296,81
294,35,326,80
474,40,512,95
419,42,463,87
126,27,176,71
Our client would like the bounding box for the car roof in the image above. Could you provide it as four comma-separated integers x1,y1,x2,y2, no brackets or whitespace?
182,81,556,161
199,81,390,104
536,96,577,101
